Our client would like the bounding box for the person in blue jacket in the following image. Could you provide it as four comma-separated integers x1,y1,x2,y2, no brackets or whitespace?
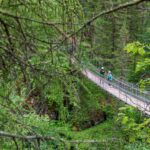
107,71,113,84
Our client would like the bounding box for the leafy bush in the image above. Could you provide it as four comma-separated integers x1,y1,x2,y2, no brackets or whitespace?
116,106,150,144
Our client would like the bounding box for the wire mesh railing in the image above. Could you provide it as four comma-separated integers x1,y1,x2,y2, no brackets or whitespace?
80,60,150,103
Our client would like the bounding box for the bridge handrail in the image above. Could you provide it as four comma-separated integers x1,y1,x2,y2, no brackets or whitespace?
80,60,150,103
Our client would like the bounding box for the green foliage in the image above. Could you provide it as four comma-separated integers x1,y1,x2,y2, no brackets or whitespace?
21,113,71,136
124,42,145,56
0,107,71,149
70,119,124,150
124,42,150,90
136,58,150,72
139,78,150,90
70,77,106,126
124,142,150,150
116,106,150,144
1,0,150,149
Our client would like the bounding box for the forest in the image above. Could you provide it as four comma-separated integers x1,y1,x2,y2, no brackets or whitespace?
0,0,150,149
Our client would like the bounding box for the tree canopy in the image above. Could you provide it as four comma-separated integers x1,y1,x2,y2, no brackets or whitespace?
0,0,150,149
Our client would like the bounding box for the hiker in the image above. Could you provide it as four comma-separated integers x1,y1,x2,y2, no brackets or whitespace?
107,71,113,85
98,66,105,84
100,67,105,76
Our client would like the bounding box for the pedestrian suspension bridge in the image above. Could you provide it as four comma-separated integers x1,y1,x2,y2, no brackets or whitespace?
75,59,150,116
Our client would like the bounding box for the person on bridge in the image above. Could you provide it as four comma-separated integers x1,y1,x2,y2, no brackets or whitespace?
107,71,113,85
100,67,105,77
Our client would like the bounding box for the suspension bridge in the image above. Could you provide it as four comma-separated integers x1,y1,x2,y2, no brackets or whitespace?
79,60,150,116
0,60,149,150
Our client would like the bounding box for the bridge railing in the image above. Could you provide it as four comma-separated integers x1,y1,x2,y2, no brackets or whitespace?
80,60,150,103
112,77,150,103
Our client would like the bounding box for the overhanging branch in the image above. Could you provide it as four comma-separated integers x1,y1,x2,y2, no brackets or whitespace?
54,0,149,49
75,0,149,34
0,131,55,140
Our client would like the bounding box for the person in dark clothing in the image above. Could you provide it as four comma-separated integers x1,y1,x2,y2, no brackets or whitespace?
100,67,105,76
